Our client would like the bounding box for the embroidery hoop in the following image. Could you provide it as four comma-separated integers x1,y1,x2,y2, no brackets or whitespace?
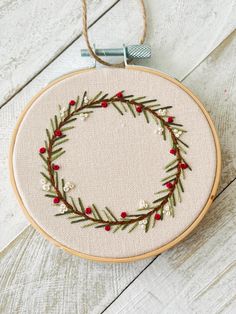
9,65,221,263
9,0,221,262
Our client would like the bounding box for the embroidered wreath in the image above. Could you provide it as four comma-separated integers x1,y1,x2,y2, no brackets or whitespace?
39,91,191,233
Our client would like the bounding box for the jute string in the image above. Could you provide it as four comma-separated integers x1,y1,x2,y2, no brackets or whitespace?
82,0,147,67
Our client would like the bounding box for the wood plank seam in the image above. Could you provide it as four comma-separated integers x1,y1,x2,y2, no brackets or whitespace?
100,178,231,313
1,30,230,258
100,255,159,313
1,23,231,274
100,31,236,309
0,2,235,312
181,29,236,82
5,0,233,253
101,180,236,313
0,0,121,111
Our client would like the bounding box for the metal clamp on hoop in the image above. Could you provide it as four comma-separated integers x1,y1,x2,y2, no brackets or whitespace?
81,44,151,67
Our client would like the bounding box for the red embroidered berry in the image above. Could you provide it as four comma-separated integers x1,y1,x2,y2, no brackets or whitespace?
170,148,176,155
53,197,60,204
54,129,62,137
85,207,92,215
180,163,188,169
168,117,174,123
101,101,108,108
120,211,127,219
69,100,76,106
105,225,111,231
154,213,161,220
52,164,60,171
166,182,173,189
116,91,123,98
39,147,46,154
136,106,143,113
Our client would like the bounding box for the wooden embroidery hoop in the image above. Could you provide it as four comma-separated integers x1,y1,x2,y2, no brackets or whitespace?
9,65,221,263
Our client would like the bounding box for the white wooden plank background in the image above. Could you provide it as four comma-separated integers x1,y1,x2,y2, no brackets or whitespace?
104,31,236,313
0,0,236,313
0,0,120,106
105,181,236,314
1,0,235,252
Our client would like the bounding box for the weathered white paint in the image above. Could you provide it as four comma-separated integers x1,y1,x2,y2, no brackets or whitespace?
0,227,152,314
104,181,236,314
184,31,236,193
1,0,235,252
0,0,236,313
0,0,120,106
1,0,235,106
0,0,123,252
103,29,236,314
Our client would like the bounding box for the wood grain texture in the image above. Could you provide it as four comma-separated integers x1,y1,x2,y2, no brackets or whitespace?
1,0,235,251
8,65,221,262
184,30,236,193
0,0,235,313
0,0,147,251
103,29,236,314
135,0,236,79
0,227,151,314
1,0,235,107
104,181,236,314
0,0,120,107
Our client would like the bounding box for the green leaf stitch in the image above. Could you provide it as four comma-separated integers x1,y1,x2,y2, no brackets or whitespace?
39,91,191,233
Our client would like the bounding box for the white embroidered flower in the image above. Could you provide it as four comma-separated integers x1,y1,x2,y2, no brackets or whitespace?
63,186,70,192
68,183,75,189
158,127,164,135
164,204,169,212
60,203,66,210
84,96,89,104
175,130,182,138
63,182,75,192
79,113,89,121
164,204,171,216
40,178,46,184
60,107,67,117
157,109,167,116
139,200,149,209
139,219,148,229
59,203,67,213
154,127,163,135
173,129,182,138
42,183,51,191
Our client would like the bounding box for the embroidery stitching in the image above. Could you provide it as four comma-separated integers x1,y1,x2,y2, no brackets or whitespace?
39,91,191,233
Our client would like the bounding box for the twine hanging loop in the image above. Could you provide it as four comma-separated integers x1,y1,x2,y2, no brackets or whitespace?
82,0,147,67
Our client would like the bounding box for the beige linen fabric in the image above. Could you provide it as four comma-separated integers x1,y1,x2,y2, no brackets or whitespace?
13,68,216,258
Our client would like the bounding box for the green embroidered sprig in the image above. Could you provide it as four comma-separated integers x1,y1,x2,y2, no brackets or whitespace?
39,91,191,233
